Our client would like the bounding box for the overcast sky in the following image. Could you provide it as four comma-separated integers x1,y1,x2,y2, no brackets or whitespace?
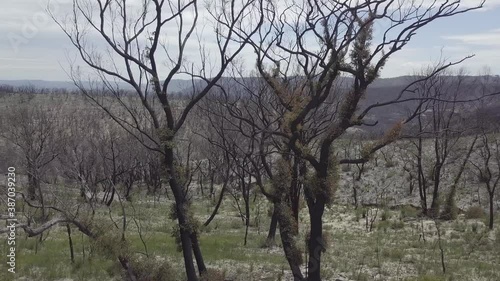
1,0,499,81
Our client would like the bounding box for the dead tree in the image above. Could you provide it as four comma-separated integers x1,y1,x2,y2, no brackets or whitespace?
0,91,63,210
473,132,500,230
223,0,484,280
58,104,104,202
51,1,262,279
406,72,496,217
470,98,500,230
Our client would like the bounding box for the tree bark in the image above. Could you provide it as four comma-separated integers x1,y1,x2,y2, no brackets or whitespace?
203,183,226,227
66,224,75,263
165,148,200,281
429,164,442,218
27,162,38,200
266,206,278,246
277,202,304,281
106,186,116,207
417,136,428,215
489,191,494,230
191,232,207,275
307,199,325,281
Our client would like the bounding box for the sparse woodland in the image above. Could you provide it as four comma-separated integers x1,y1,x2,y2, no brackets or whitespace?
2,0,500,281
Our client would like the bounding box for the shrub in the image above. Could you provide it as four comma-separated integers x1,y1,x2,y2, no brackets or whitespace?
259,236,275,248
200,268,226,281
351,271,370,281
228,219,243,230
377,220,391,232
465,206,485,219
355,207,366,222
453,222,467,233
391,221,405,230
342,164,351,172
386,170,397,179
450,231,460,240
129,256,176,281
441,191,458,221
495,229,500,252
201,223,213,233
381,208,390,221
417,275,447,281
382,248,404,260
401,205,419,219
471,222,479,233
92,232,129,259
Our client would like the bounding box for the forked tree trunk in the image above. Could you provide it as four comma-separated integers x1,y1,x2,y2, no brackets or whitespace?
488,191,494,230
209,172,215,200
165,146,207,280
266,206,278,246
66,224,75,263
276,202,304,281
191,232,207,274
242,176,251,246
307,198,325,281
442,137,477,220
199,173,204,197
203,182,226,227
290,157,305,232
429,164,443,218
106,186,115,207
27,162,38,200
417,136,428,215
304,162,330,281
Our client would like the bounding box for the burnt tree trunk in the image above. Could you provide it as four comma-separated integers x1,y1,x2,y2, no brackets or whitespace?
488,190,494,230
277,201,304,281
266,206,278,246
27,161,38,200
164,147,202,281
429,163,443,218
417,135,428,216
106,186,116,207
290,157,305,232
203,183,226,227
67,224,75,263
306,198,326,281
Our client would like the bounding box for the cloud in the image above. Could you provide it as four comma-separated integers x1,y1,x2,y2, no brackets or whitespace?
1,0,499,80
470,0,500,10
379,42,500,77
443,29,500,46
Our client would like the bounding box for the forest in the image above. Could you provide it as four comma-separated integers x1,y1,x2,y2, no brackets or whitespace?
1,0,500,280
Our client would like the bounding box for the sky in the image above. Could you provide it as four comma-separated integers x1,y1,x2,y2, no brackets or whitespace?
0,0,499,81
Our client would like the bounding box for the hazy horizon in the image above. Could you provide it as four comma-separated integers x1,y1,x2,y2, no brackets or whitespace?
1,0,500,81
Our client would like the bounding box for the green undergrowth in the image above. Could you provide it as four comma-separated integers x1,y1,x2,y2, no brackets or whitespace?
1,198,499,281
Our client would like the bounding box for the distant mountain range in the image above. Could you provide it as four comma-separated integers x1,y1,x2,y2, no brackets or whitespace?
1,75,494,91
0,76,420,93
2,76,499,133
0,79,195,93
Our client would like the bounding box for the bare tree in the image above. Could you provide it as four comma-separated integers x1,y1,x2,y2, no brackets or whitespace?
58,102,104,202
473,133,500,230
0,91,63,209
222,0,485,280
51,1,262,279
470,102,500,229
402,71,500,218
407,71,477,217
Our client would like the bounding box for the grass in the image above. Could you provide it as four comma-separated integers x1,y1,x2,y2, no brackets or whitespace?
465,205,486,219
0,229,117,281
1,194,500,281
